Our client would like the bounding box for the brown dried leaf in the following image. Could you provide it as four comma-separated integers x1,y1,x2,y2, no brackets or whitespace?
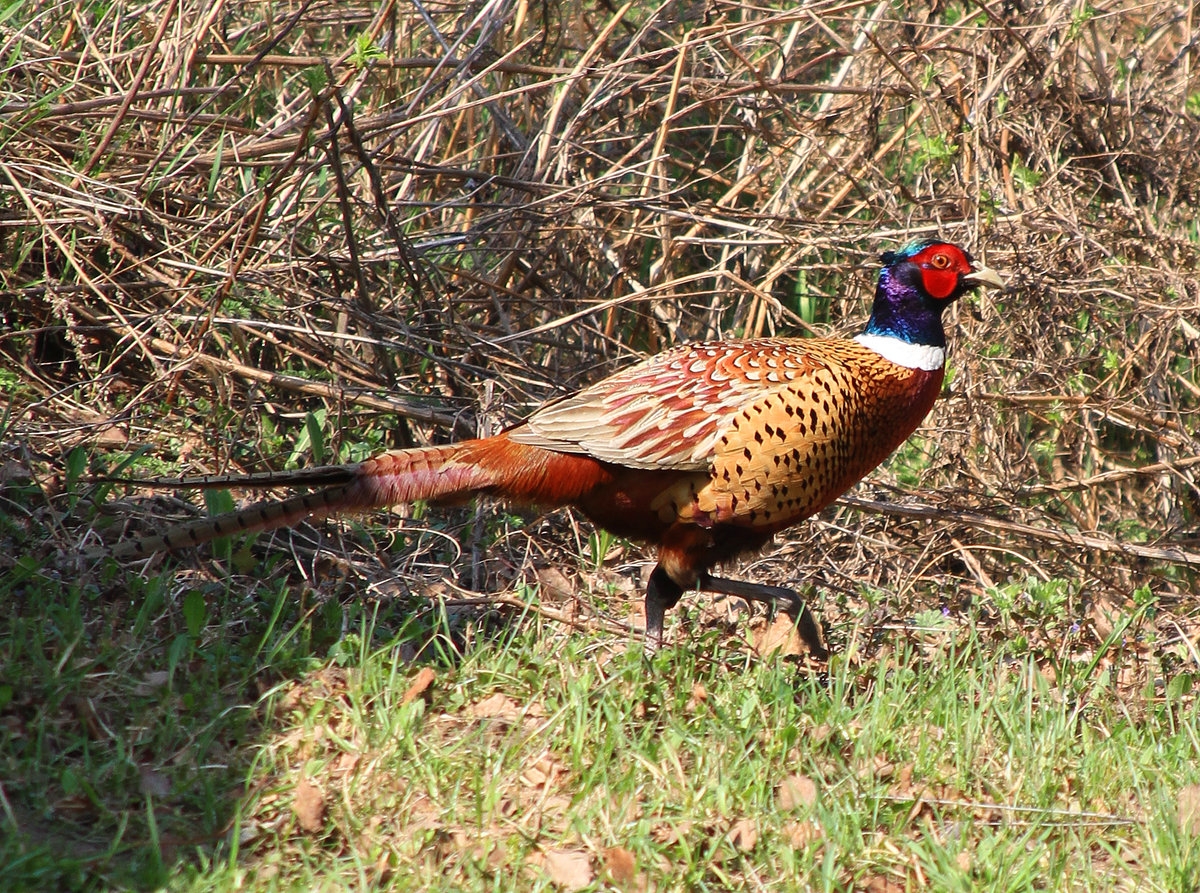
727,817,758,852
542,848,593,890
402,667,436,705
95,427,129,447
651,820,693,845
873,755,896,780
784,820,821,848
894,763,915,796
1179,784,1200,836
133,671,170,696
535,566,576,600
276,682,304,712
0,461,32,482
51,793,98,820
602,846,638,888
777,773,818,811
330,751,360,777
467,692,522,722
540,793,574,826
138,766,171,799
1088,592,1127,641
751,612,804,657
521,752,566,790
293,775,326,833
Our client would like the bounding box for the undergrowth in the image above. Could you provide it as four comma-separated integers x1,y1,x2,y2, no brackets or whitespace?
1,0,1198,889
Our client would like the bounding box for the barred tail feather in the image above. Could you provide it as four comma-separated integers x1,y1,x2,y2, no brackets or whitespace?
112,485,358,559
104,434,619,560
101,464,361,491
109,444,498,559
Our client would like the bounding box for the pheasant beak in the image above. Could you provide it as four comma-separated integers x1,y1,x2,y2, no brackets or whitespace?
964,265,1005,290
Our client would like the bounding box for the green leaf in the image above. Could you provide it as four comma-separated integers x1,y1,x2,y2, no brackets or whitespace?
204,489,236,515
167,634,191,683
305,411,327,466
1166,672,1193,701
183,590,207,638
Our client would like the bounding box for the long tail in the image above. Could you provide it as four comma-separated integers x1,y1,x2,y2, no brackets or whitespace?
107,443,498,559
103,434,613,560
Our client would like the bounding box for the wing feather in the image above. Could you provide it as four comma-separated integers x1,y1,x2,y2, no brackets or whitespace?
508,338,844,471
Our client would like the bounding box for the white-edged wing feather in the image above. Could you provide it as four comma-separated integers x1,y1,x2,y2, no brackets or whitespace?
508,339,846,471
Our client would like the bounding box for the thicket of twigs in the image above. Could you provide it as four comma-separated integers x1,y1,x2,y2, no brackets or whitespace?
3,0,1199,651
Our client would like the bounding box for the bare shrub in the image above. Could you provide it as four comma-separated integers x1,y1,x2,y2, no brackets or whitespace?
2,0,1198,650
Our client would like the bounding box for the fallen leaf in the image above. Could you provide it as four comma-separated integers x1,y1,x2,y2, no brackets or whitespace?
535,794,575,835
52,793,98,820
686,683,708,713
751,612,803,657
330,751,360,777
521,752,565,790
134,671,170,696
542,848,593,890
727,817,758,852
468,692,522,722
293,775,325,833
535,566,576,600
863,876,904,892
0,461,32,482
95,426,129,446
1179,784,1200,836
777,773,818,811
1088,592,1127,641
402,667,436,705
651,820,693,845
894,763,915,796
783,820,821,848
497,796,519,819
602,846,638,888
277,682,304,711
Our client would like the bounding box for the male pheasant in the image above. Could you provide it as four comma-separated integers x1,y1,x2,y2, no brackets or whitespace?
104,240,1002,656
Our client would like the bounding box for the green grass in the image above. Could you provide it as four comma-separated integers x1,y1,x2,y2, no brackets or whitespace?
4,0,1200,888
4,552,1198,890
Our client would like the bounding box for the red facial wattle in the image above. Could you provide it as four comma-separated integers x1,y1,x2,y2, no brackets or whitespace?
919,266,958,299
910,243,971,300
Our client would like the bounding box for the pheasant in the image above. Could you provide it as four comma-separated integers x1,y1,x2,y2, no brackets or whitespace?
102,240,1003,656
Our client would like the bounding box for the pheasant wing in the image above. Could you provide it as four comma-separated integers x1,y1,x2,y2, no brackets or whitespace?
509,339,833,471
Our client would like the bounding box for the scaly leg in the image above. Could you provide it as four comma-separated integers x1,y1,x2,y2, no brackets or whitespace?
698,572,828,659
643,564,685,653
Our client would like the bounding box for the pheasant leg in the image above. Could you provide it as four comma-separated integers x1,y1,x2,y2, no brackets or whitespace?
643,566,828,659
643,565,685,653
698,572,828,659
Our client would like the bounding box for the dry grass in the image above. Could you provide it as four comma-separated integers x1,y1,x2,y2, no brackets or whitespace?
9,0,1196,641
2,0,1200,886
6,1,1198,605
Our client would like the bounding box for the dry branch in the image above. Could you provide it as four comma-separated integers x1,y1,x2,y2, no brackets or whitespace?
1,0,1197,613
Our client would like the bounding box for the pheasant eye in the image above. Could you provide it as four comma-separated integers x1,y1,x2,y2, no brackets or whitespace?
929,253,951,270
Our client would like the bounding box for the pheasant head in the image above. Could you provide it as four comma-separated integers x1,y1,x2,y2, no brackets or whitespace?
857,240,1004,370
